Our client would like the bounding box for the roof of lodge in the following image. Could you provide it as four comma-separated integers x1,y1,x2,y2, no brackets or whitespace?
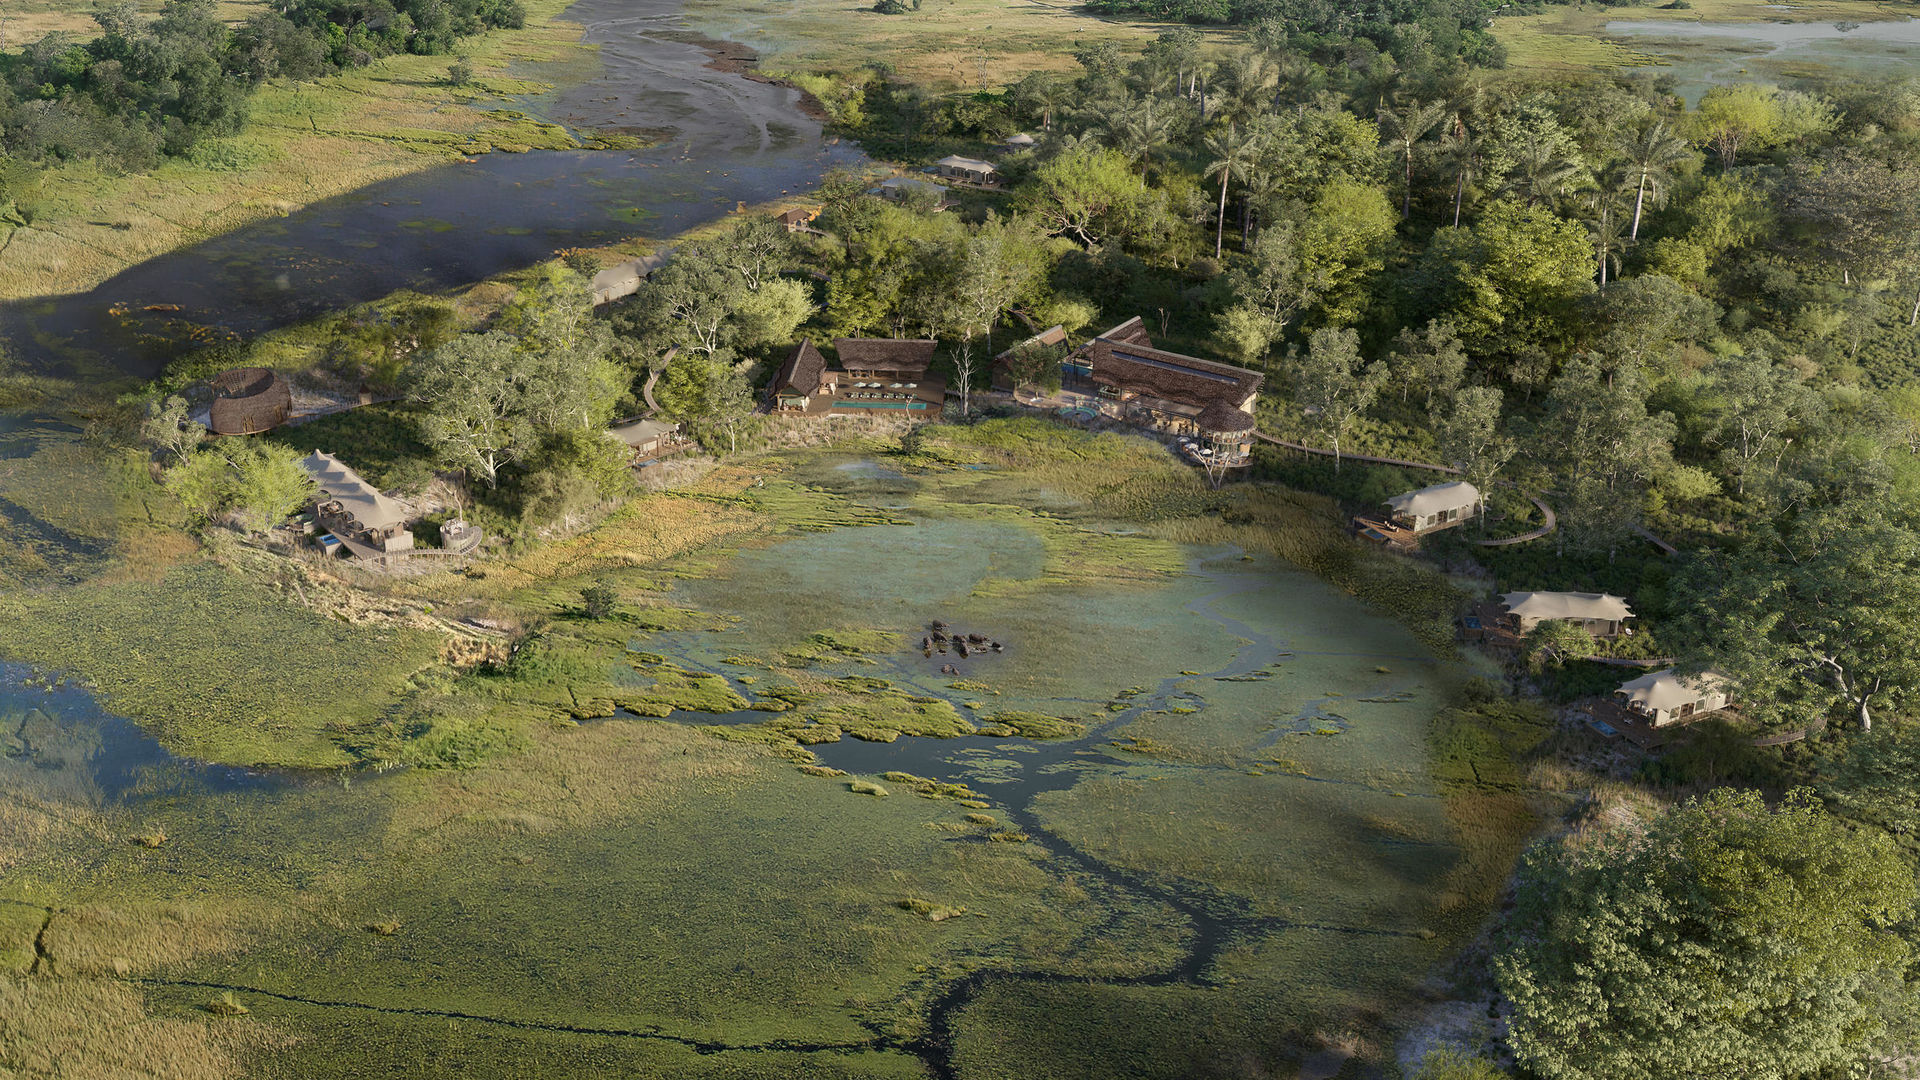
1500,591,1634,623
610,418,679,446
1077,320,1265,411
299,450,410,530
834,338,938,372
1196,400,1258,433
774,339,829,395
1386,480,1480,516
1618,668,1731,711
994,324,1069,363
935,155,998,174
776,206,818,224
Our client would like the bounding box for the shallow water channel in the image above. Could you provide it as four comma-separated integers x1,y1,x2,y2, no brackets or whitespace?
1604,15,1920,103
0,0,863,377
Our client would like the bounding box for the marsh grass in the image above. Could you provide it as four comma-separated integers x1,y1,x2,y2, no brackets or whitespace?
0,561,442,765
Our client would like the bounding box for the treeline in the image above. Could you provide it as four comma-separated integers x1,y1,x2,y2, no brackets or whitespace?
1085,0,1513,66
0,0,522,170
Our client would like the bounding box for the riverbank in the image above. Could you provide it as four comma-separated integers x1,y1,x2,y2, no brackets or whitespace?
0,0,623,303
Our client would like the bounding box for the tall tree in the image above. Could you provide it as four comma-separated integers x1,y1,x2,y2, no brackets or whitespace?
1291,326,1385,471
1674,500,1920,731
1435,385,1514,518
1618,120,1692,240
1386,318,1467,410
1497,788,1914,1080
408,331,528,489
1203,123,1262,259
1376,98,1446,219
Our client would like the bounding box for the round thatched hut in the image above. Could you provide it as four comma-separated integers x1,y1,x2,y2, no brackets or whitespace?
1195,401,1257,462
208,367,291,435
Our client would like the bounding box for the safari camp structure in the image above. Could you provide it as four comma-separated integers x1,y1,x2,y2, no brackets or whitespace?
1353,480,1481,548
930,155,1001,188
1499,591,1634,637
1461,590,1636,647
208,367,292,435
608,417,683,461
590,251,669,306
768,338,946,416
1616,669,1733,728
299,451,417,560
775,206,820,233
993,317,1263,460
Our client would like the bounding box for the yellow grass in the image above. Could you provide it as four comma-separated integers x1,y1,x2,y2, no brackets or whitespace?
0,0,605,301
684,0,1235,92
0,976,295,1079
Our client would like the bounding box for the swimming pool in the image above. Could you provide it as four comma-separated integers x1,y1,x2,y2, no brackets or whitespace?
1058,405,1098,422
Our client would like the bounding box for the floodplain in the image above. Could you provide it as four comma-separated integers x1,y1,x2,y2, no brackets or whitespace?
0,418,1545,1078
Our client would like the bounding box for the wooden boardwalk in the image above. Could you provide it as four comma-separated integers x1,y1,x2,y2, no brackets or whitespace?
1253,431,1556,548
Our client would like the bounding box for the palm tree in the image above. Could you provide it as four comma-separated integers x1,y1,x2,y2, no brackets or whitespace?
1214,50,1275,127
1443,125,1484,228
1377,98,1448,219
1581,183,1634,287
1020,75,1064,131
1618,120,1691,240
1103,100,1173,177
1204,123,1262,259
1505,139,1587,211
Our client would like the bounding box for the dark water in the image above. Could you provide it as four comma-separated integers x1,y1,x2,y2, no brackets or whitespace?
0,0,862,378
0,663,294,804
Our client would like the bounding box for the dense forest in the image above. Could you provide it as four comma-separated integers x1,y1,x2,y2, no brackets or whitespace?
0,0,521,171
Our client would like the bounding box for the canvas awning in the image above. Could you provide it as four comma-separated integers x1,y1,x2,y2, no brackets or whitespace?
1617,669,1729,711
1386,480,1479,517
299,450,409,529
1500,591,1634,623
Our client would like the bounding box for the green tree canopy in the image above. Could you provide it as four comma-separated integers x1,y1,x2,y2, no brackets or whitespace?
1496,788,1914,1080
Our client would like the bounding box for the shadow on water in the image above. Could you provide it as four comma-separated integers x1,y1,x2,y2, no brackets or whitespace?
0,664,296,804
1,0,865,378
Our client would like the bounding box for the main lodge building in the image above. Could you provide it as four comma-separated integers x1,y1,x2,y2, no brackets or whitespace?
994,316,1264,456
768,338,948,416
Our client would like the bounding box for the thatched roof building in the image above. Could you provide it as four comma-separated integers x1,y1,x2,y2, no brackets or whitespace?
208,367,291,435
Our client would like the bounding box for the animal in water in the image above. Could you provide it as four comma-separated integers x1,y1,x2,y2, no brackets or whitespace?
957,642,971,658
931,620,947,630
966,633,986,644
931,630,948,642
941,663,958,675
991,642,1004,652
937,641,948,653
921,637,932,649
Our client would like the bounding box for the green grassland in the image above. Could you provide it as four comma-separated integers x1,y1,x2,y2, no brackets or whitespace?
682,0,1236,93
0,0,627,302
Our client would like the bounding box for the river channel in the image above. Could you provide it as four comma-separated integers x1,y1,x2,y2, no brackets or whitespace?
0,0,863,378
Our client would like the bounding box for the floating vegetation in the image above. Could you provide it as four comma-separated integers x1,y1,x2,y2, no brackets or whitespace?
898,898,967,922
203,991,249,1016
980,711,1087,739
1110,735,1186,759
129,825,168,849
1359,692,1417,704
965,813,998,826
847,779,890,796
958,799,993,809
796,764,847,778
